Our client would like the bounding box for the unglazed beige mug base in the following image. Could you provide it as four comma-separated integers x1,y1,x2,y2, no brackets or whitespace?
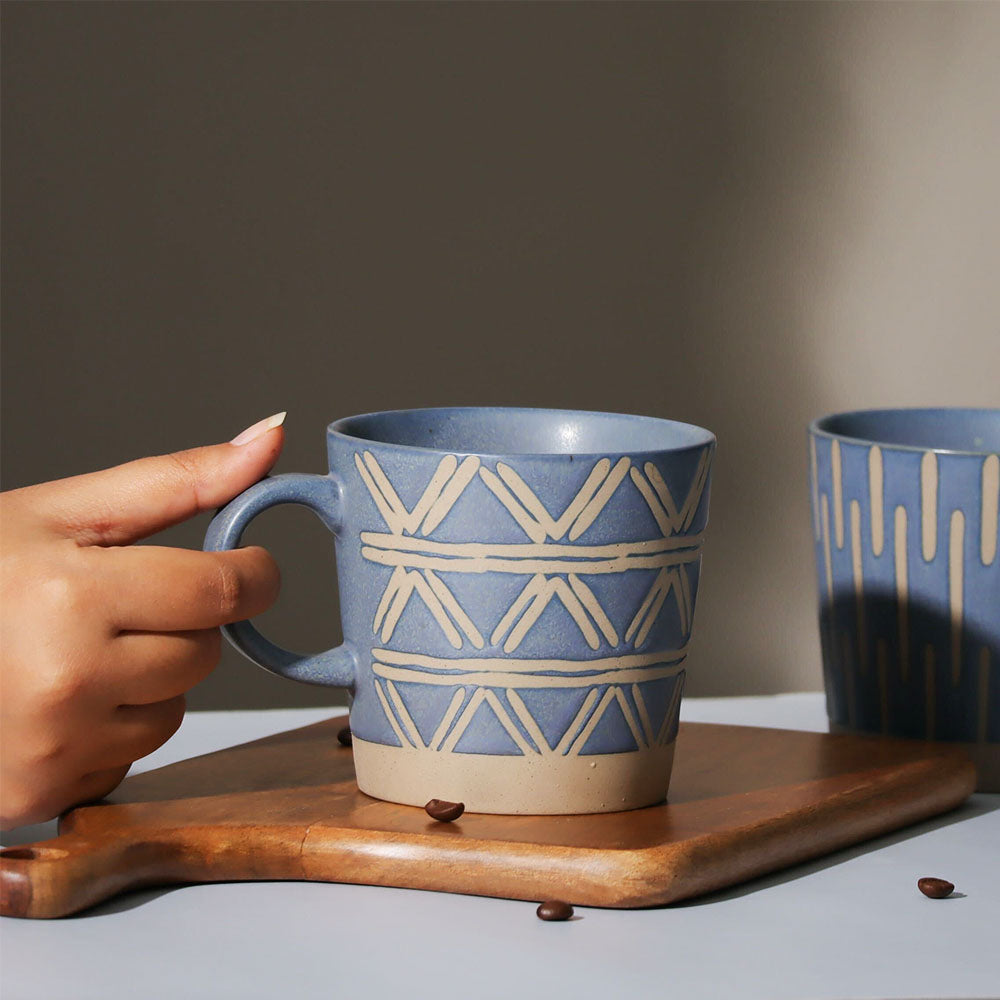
353,737,677,814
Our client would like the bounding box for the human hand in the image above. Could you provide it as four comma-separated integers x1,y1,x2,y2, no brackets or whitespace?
0,413,286,829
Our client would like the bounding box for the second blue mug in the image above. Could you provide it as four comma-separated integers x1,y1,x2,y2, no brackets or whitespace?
809,407,999,790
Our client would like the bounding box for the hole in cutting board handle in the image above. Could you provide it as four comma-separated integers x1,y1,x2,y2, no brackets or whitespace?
0,846,70,861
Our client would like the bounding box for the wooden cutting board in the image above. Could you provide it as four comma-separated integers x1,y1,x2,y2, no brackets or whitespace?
0,717,975,918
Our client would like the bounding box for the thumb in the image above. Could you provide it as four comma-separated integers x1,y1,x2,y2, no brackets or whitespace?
36,412,287,546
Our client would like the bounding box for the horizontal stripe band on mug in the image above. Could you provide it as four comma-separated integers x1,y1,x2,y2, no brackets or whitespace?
372,646,687,672
360,532,704,559
372,661,686,688
361,546,700,575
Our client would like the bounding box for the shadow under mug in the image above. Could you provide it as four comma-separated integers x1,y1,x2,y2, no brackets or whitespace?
205,407,715,814
808,407,1000,790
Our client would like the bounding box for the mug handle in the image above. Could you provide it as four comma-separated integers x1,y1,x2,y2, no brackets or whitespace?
203,473,356,689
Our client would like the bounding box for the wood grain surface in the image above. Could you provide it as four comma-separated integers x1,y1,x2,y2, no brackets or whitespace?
0,718,976,918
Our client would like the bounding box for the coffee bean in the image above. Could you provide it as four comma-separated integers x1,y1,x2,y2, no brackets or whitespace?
917,877,955,899
424,799,465,822
536,900,574,922
336,726,353,747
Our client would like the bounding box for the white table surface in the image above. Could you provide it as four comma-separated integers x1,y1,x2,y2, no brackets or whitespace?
2,694,998,1000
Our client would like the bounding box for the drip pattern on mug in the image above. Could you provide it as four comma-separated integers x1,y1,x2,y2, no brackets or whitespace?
810,435,999,745
354,450,709,757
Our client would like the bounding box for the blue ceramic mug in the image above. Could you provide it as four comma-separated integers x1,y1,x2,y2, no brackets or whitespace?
206,407,715,813
809,408,999,790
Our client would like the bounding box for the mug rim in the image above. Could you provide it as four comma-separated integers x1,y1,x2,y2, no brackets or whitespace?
809,406,1000,457
327,405,716,459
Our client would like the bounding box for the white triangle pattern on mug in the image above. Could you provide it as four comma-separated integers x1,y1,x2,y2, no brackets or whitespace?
356,450,708,651
375,673,684,757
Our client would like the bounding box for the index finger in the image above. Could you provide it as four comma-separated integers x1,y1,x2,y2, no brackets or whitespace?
17,416,285,546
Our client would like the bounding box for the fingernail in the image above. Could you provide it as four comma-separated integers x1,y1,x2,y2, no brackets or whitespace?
230,412,286,445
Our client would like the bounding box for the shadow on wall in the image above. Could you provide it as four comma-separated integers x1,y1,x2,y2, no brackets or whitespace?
1,3,894,706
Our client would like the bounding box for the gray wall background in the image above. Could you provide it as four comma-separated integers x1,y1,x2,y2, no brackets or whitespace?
3,2,998,709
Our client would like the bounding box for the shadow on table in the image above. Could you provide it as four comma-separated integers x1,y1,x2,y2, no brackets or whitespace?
77,884,191,918
673,793,999,908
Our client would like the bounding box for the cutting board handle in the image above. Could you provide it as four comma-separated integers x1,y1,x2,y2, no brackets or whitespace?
1,833,175,919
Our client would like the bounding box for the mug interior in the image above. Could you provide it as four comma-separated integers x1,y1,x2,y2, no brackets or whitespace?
330,407,714,456
812,407,1000,454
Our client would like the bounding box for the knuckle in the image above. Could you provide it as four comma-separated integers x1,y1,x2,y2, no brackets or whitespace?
212,560,244,621
37,657,89,707
163,450,204,510
77,504,120,547
22,737,69,770
35,568,92,618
